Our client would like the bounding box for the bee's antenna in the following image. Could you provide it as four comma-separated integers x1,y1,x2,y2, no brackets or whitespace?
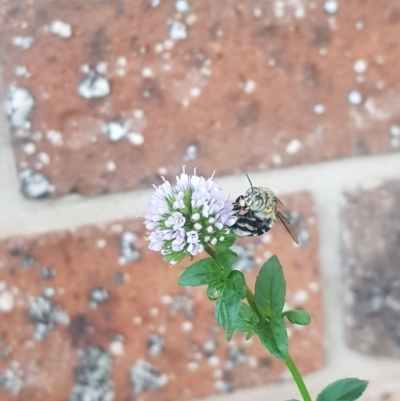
245,173,254,190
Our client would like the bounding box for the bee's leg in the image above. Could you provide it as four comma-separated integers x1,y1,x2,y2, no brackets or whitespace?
233,195,247,212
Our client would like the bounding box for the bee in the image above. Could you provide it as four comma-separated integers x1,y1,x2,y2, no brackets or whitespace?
232,174,299,244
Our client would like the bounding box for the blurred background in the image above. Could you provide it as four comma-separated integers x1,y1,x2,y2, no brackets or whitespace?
1,0,400,400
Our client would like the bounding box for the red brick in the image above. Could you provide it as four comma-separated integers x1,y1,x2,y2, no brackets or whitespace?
0,191,324,400
341,180,400,356
1,1,400,197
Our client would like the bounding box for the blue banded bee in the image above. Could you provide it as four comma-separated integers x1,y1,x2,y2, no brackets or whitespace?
232,174,299,244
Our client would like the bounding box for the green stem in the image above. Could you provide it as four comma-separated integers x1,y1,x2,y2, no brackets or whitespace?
285,355,312,401
205,245,217,259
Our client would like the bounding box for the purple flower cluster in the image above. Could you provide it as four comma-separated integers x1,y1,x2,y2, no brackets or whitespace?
145,168,237,264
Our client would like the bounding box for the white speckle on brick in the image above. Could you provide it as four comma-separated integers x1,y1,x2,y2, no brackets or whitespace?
161,294,172,304
164,40,174,50
116,56,127,68
181,320,193,332
96,62,107,74
186,361,199,371
154,43,164,53
128,132,144,146
324,0,338,14
364,98,391,120
353,59,367,74
130,360,166,392
186,14,197,25
190,87,201,98
200,67,212,76
78,74,110,99
133,316,142,325
313,104,325,115
46,130,64,146
5,87,34,127
356,75,365,83
348,90,363,105
133,109,144,119
15,65,29,77
104,122,127,142
0,291,14,312
308,281,320,292
355,21,364,30
157,166,167,176
271,153,281,166
214,380,226,392
244,80,256,94
0,366,23,394
389,124,400,137
23,142,36,155
169,21,188,40
109,341,124,356
12,36,34,49
150,307,159,316
96,238,107,249
253,7,262,17
142,67,154,78
213,369,222,379
208,355,220,367
293,289,309,304
273,1,285,18
286,139,301,154
294,6,305,19
184,144,198,161
175,0,190,12
90,288,109,307
19,169,53,198
106,161,116,172
43,287,55,298
150,0,161,6
80,64,90,74
50,20,72,38
268,58,276,67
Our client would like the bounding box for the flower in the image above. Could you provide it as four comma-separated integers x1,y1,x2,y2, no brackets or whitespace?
144,167,237,264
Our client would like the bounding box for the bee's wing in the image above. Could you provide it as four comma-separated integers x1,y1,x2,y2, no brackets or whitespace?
276,196,285,208
276,211,299,244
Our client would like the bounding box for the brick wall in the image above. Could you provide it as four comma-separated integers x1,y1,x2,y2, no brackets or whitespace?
1,1,400,400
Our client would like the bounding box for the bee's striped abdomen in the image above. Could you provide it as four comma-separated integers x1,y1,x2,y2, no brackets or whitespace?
232,209,274,237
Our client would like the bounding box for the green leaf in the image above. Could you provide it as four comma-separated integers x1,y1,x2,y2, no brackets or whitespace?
246,330,255,340
316,378,368,401
215,270,246,340
234,303,259,333
283,310,311,325
254,255,286,318
178,258,221,287
215,232,237,252
207,285,218,300
255,315,288,360
216,249,237,279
